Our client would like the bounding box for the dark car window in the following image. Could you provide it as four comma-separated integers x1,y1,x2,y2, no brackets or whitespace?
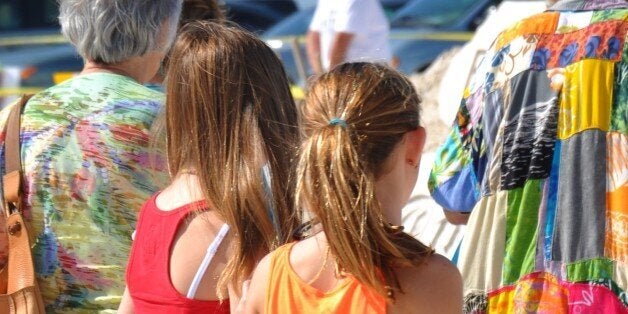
0,0,59,32
225,0,298,16
226,4,283,34
225,0,299,33
391,0,479,28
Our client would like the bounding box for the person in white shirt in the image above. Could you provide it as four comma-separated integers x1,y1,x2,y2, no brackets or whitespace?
306,0,392,74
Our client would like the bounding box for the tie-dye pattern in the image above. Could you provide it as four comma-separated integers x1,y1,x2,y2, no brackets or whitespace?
0,72,169,312
429,2,628,312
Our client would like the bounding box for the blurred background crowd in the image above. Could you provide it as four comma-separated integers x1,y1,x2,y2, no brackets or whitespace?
0,0,545,104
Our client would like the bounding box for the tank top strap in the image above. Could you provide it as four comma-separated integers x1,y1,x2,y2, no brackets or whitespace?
187,223,230,299
270,242,295,271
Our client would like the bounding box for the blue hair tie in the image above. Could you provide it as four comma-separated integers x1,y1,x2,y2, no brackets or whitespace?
329,117,348,128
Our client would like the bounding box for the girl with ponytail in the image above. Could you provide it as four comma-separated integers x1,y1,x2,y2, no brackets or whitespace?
245,62,462,313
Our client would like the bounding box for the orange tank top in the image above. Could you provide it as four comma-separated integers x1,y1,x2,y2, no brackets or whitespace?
265,242,386,313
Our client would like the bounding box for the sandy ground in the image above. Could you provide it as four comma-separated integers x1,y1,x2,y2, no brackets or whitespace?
401,48,466,259
411,47,461,152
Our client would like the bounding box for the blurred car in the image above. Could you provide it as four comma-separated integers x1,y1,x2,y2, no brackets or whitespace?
224,0,298,34
389,0,498,73
264,0,498,86
0,0,299,106
0,0,76,106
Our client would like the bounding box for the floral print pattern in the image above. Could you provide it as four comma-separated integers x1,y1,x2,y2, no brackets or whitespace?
0,73,169,312
532,20,625,70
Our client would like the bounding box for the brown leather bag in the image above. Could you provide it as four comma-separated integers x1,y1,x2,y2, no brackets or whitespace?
0,95,45,314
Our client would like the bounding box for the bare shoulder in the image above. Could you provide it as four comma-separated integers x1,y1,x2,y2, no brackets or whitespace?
393,253,462,314
170,210,231,301
242,252,274,313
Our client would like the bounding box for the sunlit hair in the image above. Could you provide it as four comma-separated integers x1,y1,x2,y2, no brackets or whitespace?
59,0,182,64
165,21,300,297
296,62,433,300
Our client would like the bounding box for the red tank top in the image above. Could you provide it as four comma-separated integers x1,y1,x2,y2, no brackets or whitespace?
126,194,230,313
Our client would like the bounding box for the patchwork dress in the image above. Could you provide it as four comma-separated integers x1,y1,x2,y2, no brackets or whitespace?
429,1,628,312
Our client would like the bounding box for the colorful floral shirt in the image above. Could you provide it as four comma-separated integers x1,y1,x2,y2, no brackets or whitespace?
0,72,169,312
428,1,627,312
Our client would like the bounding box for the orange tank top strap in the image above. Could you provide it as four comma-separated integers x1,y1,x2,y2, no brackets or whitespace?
265,242,387,313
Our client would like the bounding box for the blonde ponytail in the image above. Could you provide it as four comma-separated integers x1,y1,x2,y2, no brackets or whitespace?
296,63,432,301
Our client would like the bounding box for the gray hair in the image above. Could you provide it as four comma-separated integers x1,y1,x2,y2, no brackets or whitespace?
59,0,183,64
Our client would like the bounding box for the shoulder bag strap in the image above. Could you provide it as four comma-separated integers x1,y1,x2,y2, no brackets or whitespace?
1,94,43,297
3,94,32,216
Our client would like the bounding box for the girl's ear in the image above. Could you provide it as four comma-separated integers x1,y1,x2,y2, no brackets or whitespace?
405,126,426,166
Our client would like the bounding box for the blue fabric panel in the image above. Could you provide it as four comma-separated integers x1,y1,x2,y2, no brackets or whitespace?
431,164,480,212
544,140,561,262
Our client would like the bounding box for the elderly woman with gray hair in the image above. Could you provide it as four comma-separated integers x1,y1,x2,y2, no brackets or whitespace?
0,0,182,311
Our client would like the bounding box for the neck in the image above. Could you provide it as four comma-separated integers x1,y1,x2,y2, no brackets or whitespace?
375,176,404,226
172,171,204,200
81,58,146,83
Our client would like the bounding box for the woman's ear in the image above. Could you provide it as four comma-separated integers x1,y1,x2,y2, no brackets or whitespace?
405,126,426,166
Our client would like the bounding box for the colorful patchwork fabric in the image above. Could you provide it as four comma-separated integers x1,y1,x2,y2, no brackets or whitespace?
0,72,169,312
429,1,628,312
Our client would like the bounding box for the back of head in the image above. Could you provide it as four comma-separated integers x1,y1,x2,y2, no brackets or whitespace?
180,0,225,25
297,62,432,300
59,0,182,64
165,21,300,295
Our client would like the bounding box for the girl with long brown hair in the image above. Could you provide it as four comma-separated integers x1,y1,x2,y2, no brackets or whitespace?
119,21,299,313
245,62,462,313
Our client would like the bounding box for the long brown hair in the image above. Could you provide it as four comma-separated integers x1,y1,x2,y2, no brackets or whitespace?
297,62,433,300
165,21,300,295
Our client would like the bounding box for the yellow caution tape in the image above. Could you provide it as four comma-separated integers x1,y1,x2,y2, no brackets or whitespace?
0,34,68,47
53,72,77,84
0,31,473,49
390,31,474,41
290,85,305,101
1,87,308,106
2,84,307,101
0,30,474,48
0,72,75,97
0,87,44,97
270,31,474,44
